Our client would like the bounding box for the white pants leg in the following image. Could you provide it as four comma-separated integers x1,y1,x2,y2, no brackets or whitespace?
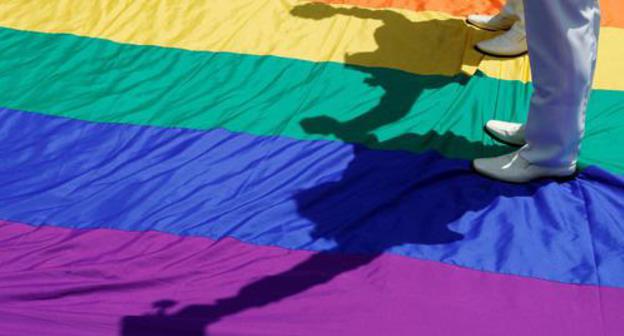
520,0,600,167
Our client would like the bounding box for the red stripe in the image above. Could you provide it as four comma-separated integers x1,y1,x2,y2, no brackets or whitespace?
317,0,624,28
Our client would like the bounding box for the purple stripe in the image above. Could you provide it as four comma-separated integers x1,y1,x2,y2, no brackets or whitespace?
1,221,622,336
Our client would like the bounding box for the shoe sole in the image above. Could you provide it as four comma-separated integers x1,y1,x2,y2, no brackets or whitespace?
483,125,525,148
470,160,579,184
474,45,528,59
465,18,509,32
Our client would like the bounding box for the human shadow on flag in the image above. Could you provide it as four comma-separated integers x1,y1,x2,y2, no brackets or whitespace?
121,3,535,336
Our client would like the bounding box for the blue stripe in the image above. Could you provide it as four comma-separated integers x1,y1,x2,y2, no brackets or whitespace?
0,108,623,287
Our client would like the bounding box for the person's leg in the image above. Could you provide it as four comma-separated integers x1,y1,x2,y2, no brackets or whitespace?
474,0,601,183
479,1,527,142
520,0,600,167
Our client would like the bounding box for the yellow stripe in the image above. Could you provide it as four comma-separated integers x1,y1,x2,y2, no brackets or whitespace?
0,0,621,90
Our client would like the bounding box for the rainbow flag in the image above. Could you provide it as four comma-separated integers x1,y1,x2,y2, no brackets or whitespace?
1,1,623,335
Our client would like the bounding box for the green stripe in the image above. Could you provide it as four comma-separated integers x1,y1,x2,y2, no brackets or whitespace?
1,27,623,174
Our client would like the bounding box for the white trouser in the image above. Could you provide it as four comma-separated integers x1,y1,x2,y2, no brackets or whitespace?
520,0,600,167
502,0,525,29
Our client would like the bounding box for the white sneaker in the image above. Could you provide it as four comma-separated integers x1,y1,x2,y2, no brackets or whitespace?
484,120,525,146
467,13,516,31
473,150,576,183
475,21,528,57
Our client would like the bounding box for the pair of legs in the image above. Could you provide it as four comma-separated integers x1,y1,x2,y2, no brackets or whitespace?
470,0,601,183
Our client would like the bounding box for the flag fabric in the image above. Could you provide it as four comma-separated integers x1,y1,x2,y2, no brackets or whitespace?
0,1,623,335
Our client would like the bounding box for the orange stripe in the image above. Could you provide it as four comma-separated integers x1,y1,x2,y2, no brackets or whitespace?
320,0,623,28
601,0,624,28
